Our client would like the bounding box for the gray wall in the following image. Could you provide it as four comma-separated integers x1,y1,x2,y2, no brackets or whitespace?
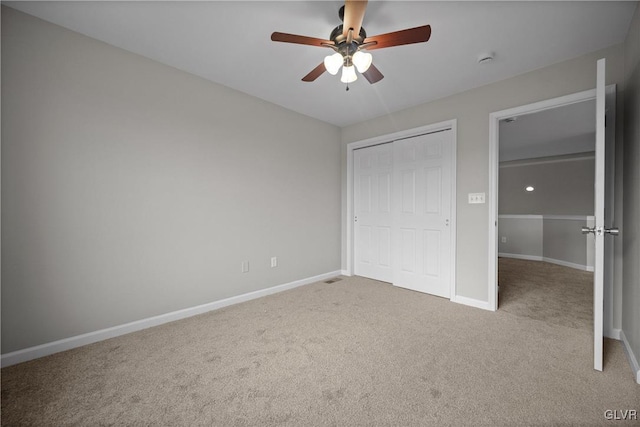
341,45,625,303
498,155,594,272
622,3,640,377
498,216,592,269
497,216,543,258
542,219,589,267
1,8,341,354
499,157,595,215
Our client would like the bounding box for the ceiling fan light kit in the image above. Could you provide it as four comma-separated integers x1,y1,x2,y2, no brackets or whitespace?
271,0,431,89
341,65,358,84
352,51,373,73
324,52,343,75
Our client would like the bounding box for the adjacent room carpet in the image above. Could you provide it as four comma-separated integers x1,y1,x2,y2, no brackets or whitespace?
2,274,638,426
498,257,593,331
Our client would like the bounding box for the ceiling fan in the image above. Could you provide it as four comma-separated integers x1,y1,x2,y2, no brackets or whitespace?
271,0,431,88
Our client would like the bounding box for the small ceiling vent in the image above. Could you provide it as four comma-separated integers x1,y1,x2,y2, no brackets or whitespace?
477,53,494,64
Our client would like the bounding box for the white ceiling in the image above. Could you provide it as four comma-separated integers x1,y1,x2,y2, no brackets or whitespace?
5,1,637,127
499,99,596,162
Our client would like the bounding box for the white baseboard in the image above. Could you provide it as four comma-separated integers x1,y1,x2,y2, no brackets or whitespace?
1,270,342,368
499,252,543,262
451,295,491,311
620,330,640,384
498,253,592,272
340,270,351,276
542,257,592,272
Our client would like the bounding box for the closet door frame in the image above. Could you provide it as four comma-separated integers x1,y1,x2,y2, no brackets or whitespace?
345,119,457,299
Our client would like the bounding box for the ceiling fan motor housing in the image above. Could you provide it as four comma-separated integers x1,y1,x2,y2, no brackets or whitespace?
330,24,367,61
330,24,367,44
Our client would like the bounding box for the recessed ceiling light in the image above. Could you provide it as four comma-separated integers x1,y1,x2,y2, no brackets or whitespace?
525,186,535,192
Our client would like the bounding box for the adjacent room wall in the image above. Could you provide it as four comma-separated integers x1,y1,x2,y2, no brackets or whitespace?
542,218,591,269
622,2,640,380
341,44,625,304
499,133,595,162
498,155,595,272
1,7,341,354
497,216,543,258
497,215,594,271
499,156,595,215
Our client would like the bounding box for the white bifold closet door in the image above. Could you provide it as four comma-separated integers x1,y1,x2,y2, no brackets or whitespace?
354,130,453,298
354,143,394,283
393,131,452,298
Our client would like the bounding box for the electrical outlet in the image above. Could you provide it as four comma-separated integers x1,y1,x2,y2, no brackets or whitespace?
241,261,249,273
501,236,507,243
468,192,486,204
271,257,278,268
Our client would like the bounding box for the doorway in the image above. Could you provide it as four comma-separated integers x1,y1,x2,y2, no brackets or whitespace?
488,86,616,334
497,99,596,330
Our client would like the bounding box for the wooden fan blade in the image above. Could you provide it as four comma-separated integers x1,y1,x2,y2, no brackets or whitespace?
271,32,333,48
302,62,326,82
362,63,384,84
343,0,368,38
363,25,431,51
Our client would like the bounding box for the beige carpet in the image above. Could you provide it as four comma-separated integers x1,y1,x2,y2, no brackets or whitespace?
498,257,594,331
2,275,638,426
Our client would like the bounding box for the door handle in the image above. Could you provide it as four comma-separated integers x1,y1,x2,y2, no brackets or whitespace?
582,226,595,235
582,226,620,236
604,227,619,236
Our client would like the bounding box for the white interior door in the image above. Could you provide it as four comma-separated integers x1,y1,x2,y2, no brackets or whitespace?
354,143,394,282
591,58,620,371
393,131,452,298
593,58,606,372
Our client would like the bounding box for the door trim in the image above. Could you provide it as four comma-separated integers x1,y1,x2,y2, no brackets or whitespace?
488,86,616,320
346,119,457,299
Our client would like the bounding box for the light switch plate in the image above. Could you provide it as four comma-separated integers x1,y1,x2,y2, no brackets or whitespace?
468,192,486,204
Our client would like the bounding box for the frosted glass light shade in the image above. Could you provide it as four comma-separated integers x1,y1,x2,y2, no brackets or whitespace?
352,51,373,73
341,65,357,83
324,53,343,75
